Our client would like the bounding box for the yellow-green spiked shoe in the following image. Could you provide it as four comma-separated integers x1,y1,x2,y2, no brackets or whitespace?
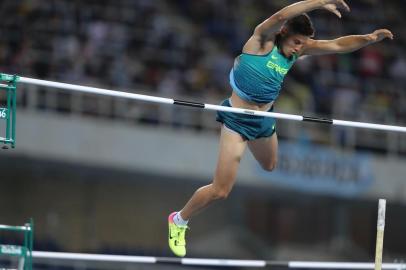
168,212,188,257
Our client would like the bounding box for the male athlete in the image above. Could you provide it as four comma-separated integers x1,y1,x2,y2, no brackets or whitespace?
168,0,393,257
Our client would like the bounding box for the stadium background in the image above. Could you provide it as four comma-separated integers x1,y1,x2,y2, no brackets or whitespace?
0,0,405,269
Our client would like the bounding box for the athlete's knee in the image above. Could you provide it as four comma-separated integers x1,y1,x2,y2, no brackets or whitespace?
211,184,232,200
261,159,277,172
213,188,231,200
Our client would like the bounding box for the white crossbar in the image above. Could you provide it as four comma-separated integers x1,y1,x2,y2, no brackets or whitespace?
32,251,406,269
14,75,406,133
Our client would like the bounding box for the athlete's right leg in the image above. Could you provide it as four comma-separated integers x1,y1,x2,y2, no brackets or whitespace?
247,132,278,172
178,126,247,220
168,126,246,256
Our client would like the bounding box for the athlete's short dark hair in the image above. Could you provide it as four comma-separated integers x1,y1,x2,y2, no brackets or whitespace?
285,13,315,37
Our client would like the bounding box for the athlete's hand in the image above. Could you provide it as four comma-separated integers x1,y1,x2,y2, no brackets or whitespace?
321,0,350,18
369,29,394,42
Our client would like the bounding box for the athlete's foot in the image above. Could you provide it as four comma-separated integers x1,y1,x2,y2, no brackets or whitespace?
168,212,188,257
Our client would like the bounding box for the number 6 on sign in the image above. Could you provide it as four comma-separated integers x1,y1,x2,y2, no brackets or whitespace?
0,108,8,119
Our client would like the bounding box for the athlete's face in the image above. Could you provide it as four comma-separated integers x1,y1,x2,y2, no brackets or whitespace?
281,34,309,58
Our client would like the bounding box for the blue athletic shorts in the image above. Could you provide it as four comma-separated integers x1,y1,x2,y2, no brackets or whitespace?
216,99,276,141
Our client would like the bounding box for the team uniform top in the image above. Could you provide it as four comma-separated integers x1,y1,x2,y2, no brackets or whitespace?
230,46,298,104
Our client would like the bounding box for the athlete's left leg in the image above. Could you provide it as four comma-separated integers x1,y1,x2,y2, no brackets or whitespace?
247,132,278,172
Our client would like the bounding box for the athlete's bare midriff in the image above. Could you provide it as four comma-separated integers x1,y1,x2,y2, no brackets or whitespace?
230,91,274,112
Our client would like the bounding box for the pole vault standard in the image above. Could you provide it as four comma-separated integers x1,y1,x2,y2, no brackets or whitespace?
1,73,406,148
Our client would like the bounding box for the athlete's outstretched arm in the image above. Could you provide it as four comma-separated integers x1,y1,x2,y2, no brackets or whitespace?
253,0,350,36
302,29,394,55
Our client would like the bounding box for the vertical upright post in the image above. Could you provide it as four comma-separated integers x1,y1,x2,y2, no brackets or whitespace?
23,226,29,270
374,199,386,270
0,73,18,148
5,85,11,140
27,219,34,270
11,75,17,148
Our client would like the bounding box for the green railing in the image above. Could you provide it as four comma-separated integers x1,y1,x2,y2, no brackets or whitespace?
0,73,17,149
0,219,33,270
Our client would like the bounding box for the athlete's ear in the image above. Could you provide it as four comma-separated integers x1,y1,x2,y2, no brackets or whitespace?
280,26,288,35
